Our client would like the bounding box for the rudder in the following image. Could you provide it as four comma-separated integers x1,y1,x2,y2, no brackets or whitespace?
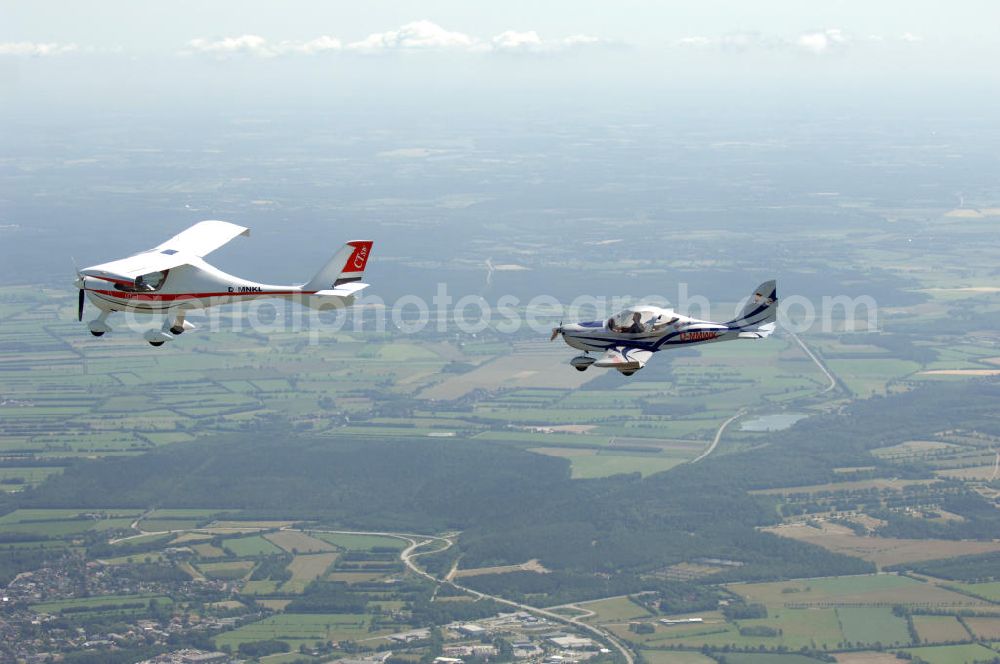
728,279,777,328
304,241,373,291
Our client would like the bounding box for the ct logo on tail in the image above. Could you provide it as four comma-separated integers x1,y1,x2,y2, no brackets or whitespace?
346,241,372,272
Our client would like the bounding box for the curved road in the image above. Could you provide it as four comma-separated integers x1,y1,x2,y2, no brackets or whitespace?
335,531,639,664
690,408,745,464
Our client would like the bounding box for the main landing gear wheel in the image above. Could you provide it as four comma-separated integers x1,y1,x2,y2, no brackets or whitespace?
621,370,636,376
170,326,185,335
149,341,165,347
90,331,105,337
575,365,588,372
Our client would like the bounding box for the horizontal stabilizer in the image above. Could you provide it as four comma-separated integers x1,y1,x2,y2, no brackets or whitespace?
738,322,777,339
313,282,370,298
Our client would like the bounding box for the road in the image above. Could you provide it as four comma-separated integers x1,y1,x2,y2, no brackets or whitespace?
789,330,837,393
690,408,745,464
396,534,635,664
104,523,638,662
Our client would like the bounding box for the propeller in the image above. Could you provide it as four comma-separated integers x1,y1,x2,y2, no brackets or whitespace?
72,259,85,322
549,320,563,342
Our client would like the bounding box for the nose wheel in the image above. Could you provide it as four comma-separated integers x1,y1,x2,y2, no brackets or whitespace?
87,312,112,338
570,354,595,372
149,341,165,347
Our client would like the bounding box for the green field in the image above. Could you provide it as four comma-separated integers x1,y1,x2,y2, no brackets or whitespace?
836,607,911,647
902,643,1000,664
0,517,134,537
729,573,932,607
213,613,384,650
639,651,717,664
313,532,407,551
707,654,831,664
197,560,255,580
224,534,283,557
32,594,172,613
137,518,205,532
579,595,654,622
950,581,1000,602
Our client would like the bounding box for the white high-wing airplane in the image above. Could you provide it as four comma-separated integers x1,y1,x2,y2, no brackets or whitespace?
74,220,373,346
551,280,778,375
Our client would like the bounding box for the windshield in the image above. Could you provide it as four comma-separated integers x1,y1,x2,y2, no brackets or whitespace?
608,309,653,333
608,310,680,333
114,270,168,293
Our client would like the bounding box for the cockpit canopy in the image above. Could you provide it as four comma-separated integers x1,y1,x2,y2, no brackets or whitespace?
608,308,680,334
114,270,168,293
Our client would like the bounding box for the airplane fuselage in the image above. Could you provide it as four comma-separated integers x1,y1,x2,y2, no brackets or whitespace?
559,317,736,354
83,260,326,314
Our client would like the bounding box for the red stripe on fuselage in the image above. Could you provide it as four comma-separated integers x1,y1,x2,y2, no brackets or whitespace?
89,289,316,301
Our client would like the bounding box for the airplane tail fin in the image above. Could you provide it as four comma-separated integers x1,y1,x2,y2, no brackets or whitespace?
728,279,778,328
304,241,373,292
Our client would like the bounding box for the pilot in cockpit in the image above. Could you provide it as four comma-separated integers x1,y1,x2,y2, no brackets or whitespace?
609,311,646,334
134,275,155,291
624,311,644,334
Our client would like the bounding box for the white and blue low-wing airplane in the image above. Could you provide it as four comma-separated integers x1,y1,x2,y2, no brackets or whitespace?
551,280,778,376
74,220,373,346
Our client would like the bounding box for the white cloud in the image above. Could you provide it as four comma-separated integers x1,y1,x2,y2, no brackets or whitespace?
0,41,78,56
184,22,612,58
282,35,343,54
677,27,918,55
676,31,771,52
186,34,272,57
562,34,604,47
491,30,543,52
491,29,613,53
795,28,850,54
720,31,769,51
347,20,478,52
676,36,713,48
184,34,342,57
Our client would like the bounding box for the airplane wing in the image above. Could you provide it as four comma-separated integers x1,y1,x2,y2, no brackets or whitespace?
81,220,249,282
738,322,777,339
592,346,654,371
152,220,250,258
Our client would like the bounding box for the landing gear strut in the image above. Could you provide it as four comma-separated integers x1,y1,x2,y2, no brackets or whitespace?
169,313,195,336
87,311,112,338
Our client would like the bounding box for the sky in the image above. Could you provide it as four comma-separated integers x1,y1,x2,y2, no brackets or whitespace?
2,1,999,117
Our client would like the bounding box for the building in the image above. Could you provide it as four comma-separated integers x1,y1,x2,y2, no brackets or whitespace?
457,623,487,637
389,628,431,643
182,653,230,664
547,636,594,650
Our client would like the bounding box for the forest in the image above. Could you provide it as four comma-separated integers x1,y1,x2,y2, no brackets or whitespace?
6,379,999,591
